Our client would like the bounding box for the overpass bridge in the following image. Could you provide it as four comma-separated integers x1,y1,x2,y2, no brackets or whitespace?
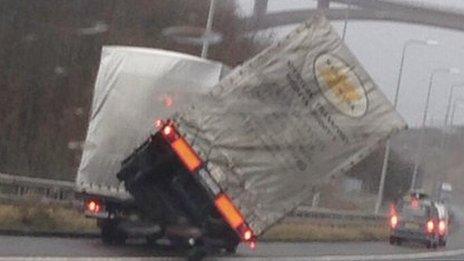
246,0,464,32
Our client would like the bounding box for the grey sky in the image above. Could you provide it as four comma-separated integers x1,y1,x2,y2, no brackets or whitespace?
235,0,464,127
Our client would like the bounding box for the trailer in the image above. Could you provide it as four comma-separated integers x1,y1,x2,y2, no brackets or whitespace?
115,13,406,256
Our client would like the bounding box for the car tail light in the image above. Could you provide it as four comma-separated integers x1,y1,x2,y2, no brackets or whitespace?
389,203,397,216
438,220,446,235
85,199,101,214
426,220,434,233
215,193,256,245
390,215,398,228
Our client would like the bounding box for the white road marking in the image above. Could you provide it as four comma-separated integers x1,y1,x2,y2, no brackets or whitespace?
1,249,464,261
217,248,464,260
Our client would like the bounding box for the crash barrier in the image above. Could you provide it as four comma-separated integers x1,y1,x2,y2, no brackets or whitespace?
0,172,389,224
0,173,74,203
293,206,388,222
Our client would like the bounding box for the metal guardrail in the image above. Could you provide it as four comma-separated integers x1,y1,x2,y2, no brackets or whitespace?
0,173,75,202
293,206,388,221
0,173,388,224
0,173,74,189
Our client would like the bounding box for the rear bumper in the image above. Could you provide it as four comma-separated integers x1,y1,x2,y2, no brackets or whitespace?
391,229,435,242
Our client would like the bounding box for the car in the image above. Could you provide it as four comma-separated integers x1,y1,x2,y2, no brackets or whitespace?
389,199,443,249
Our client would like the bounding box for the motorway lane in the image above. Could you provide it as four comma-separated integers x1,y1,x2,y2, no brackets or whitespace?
0,227,461,259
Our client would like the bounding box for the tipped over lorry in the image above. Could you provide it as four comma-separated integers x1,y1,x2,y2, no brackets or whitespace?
76,14,406,257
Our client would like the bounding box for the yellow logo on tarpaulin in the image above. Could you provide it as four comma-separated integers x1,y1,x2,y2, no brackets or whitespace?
320,67,361,103
314,53,368,118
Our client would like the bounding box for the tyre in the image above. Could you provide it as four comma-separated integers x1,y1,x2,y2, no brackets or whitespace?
112,230,128,245
188,247,207,261
439,237,447,247
389,236,396,245
396,238,402,246
101,224,113,245
100,220,127,246
225,243,238,254
426,240,432,249
146,232,163,246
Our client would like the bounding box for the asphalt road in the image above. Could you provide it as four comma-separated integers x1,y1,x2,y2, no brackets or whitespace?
0,205,462,260
0,234,463,260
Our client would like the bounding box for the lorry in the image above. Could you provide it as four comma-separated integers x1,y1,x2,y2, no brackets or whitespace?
76,13,406,257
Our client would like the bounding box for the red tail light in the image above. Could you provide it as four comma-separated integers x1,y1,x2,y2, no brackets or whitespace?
438,220,446,235
171,138,202,172
163,125,174,137
389,203,397,216
215,194,245,229
159,123,203,173
426,220,434,233
86,199,101,214
390,215,398,228
248,240,256,250
215,193,256,245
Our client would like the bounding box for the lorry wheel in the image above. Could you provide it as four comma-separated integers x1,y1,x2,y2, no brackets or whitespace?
187,247,207,261
100,221,127,245
146,233,163,246
101,224,114,245
112,230,128,245
225,243,238,254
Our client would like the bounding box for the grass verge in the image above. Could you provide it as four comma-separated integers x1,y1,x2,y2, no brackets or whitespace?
262,217,389,242
0,202,97,233
0,202,387,242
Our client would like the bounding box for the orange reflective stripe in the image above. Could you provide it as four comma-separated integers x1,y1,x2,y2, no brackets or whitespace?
171,138,202,172
215,194,244,229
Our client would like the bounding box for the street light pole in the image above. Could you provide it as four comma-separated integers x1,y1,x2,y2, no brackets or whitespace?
201,0,216,59
374,39,438,214
437,84,464,194
410,68,460,191
451,98,464,126
342,0,351,41
444,84,464,126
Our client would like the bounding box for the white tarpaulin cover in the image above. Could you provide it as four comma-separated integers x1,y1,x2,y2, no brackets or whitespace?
173,13,407,235
76,46,225,199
